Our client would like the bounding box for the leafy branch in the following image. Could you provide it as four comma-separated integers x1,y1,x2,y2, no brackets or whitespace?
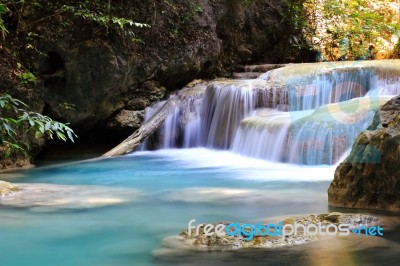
0,94,77,159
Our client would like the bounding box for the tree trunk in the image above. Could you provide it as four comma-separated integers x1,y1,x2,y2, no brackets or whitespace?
102,98,179,157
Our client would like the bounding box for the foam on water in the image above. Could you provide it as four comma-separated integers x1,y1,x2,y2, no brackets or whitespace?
140,61,400,166
131,148,336,181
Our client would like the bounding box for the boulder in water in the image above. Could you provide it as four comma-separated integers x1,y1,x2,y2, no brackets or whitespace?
329,96,400,212
155,213,379,254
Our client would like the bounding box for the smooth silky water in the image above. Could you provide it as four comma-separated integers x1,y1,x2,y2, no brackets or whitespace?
0,149,333,266
2,61,400,265
1,149,400,266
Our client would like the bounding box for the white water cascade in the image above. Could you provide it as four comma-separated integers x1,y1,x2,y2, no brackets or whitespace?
200,81,256,148
142,60,400,165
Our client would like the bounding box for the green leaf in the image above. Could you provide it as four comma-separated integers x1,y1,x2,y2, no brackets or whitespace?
0,4,8,13
5,148,10,159
35,131,42,139
45,122,51,131
67,130,74,143
6,118,18,125
56,131,66,141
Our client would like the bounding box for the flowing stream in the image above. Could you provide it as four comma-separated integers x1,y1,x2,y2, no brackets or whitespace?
1,60,400,265
147,60,400,165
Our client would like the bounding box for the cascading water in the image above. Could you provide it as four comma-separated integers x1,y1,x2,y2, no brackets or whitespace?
231,97,393,164
285,69,378,111
200,81,255,148
230,109,313,162
142,83,206,149
142,60,400,165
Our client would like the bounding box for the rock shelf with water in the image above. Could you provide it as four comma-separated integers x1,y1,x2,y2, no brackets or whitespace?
105,60,400,158
0,181,20,197
155,213,379,255
231,97,393,164
329,95,400,212
0,183,140,212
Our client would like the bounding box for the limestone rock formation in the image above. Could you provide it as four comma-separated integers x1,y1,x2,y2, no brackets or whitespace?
157,213,379,252
107,110,144,132
32,0,291,131
328,96,400,212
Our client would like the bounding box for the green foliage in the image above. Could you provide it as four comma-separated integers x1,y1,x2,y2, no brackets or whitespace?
1,0,149,42
0,94,77,159
15,62,37,85
16,71,37,85
59,0,149,39
281,0,400,61
161,0,205,37
191,3,204,14
0,2,8,32
303,0,400,60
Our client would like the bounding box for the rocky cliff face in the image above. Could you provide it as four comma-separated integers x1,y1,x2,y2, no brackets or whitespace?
1,0,298,167
328,96,400,212
33,0,291,130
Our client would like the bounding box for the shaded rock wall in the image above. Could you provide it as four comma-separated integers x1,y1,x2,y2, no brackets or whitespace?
32,0,290,130
1,0,295,166
328,96,400,212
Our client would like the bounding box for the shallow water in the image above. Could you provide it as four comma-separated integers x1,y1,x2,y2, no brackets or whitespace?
0,149,399,266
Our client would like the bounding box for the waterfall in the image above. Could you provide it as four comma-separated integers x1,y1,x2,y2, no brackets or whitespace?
259,67,379,111
231,109,312,162
142,83,206,149
142,60,400,165
200,81,255,149
286,69,378,111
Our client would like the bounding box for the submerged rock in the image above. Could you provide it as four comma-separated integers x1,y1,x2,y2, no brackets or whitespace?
0,181,20,196
156,213,379,254
0,183,140,211
329,96,400,212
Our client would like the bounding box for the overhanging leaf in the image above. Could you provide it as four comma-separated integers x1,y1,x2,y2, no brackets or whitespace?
0,4,8,13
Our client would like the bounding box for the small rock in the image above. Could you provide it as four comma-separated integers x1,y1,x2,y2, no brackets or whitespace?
0,181,19,196
107,110,144,130
325,212,342,223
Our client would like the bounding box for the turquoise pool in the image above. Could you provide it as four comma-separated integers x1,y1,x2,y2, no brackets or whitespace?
0,149,398,266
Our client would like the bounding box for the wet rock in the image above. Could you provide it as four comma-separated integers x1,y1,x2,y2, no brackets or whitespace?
30,0,291,131
329,95,400,212
0,183,140,211
0,181,20,196
244,64,288,72
232,72,263,79
158,213,379,253
324,212,342,223
126,98,150,111
237,45,252,63
107,110,144,131
233,97,392,164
